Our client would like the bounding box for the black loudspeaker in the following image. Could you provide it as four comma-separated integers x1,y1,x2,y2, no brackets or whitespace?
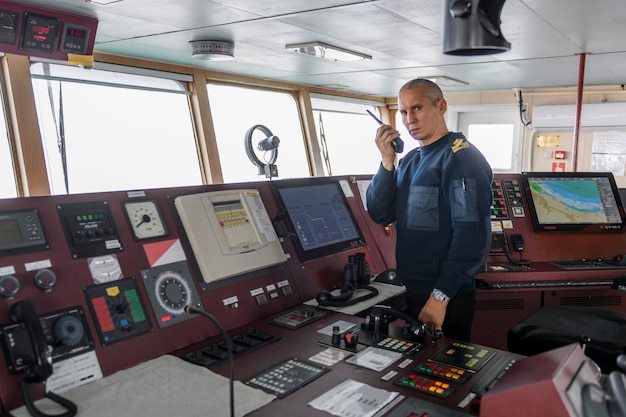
316,254,378,307
443,0,510,55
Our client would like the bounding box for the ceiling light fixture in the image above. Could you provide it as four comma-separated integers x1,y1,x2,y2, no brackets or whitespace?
424,76,468,87
190,40,235,61
286,42,371,62
87,0,124,5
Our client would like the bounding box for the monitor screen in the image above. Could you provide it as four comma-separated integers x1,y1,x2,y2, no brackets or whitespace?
521,171,626,232
271,178,366,261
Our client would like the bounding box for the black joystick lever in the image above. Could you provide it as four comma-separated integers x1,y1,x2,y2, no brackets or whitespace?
580,335,591,353
616,353,626,373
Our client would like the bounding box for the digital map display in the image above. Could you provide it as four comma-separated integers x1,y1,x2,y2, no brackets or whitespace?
528,177,620,224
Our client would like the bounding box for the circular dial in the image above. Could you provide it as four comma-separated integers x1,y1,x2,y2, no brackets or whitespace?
123,199,168,240
154,270,191,315
34,268,57,291
0,275,20,298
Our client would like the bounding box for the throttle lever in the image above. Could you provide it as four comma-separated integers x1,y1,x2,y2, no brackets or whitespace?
580,335,591,354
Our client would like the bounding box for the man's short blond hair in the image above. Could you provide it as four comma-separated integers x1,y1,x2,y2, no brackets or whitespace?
399,79,444,107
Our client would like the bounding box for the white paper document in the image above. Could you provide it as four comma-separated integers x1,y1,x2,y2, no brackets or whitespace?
344,347,402,372
309,378,399,417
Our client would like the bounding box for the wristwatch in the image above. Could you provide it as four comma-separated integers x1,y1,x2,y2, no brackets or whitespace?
431,289,450,303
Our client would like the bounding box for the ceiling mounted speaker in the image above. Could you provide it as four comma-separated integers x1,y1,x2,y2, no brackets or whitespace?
190,40,235,61
443,0,510,55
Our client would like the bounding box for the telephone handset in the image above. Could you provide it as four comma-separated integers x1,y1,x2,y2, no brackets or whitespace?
361,304,428,341
490,232,530,266
510,234,525,252
315,253,379,307
9,300,77,417
10,301,53,383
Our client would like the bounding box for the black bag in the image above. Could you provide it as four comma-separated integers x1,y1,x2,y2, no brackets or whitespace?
507,306,626,373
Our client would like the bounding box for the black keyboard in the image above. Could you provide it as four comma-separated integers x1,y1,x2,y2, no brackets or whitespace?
551,260,625,270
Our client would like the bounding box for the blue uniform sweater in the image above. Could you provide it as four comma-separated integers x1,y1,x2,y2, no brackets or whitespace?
366,132,493,298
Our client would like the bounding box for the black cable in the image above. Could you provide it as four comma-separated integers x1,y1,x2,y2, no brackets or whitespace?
505,248,531,266
501,233,531,266
20,379,77,417
517,90,531,127
184,305,234,417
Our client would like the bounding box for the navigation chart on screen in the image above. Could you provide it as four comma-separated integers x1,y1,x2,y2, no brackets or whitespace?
528,179,610,223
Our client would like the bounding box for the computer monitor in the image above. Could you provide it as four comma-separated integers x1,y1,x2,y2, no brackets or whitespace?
271,178,366,262
521,171,626,232
619,188,626,207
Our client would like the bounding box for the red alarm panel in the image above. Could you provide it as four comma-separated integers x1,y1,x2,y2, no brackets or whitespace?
0,0,97,60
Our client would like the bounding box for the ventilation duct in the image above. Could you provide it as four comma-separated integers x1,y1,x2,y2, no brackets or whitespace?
532,103,626,130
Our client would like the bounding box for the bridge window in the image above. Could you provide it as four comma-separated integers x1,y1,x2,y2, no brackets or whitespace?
467,124,515,170
312,94,385,175
31,62,202,194
0,88,16,198
207,83,309,182
449,106,522,173
395,105,521,173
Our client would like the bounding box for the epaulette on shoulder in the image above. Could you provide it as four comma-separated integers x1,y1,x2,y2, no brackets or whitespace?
451,137,470,153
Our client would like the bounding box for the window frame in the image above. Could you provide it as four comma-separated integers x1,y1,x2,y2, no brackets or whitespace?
30,61,204,194
311,93,385,176
206,81,313,183
447,104,525,173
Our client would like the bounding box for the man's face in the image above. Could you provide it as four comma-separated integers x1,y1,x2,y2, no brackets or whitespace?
398,86,443,143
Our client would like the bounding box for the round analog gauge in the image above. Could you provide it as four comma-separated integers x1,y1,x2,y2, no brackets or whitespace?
154,270,191,315
123,199,169,240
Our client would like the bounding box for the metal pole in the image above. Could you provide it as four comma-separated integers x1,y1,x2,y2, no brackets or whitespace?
572,53,586,172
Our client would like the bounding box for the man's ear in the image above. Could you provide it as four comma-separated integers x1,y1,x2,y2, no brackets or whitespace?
439,98,448,114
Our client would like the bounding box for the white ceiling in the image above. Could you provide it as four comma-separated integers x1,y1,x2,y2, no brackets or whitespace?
13,0,626,97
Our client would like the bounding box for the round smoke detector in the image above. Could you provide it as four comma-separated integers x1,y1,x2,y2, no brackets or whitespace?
190,40,235,61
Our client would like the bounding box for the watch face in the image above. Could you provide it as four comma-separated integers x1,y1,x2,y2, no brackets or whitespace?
123,199,168,240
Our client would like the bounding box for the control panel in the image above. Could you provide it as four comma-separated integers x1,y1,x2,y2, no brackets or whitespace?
0,0,98,61
83,277,152,346
245,357,330,398
0,177,384,413
184,327,279,369
0,209,48,255
490,178,525,220
57,201,123,259
174,189,287,285
501,178,525,216
269,305,330,330
139,261,203,328
0,174,625,415
0,305,94,375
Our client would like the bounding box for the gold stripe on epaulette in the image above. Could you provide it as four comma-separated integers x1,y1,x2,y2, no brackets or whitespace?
451,138,470,153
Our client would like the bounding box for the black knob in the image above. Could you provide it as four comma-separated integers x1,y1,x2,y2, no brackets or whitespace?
450,0,472,18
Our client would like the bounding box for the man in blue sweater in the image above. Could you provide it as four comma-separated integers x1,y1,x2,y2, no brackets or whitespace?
366,79,493,342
